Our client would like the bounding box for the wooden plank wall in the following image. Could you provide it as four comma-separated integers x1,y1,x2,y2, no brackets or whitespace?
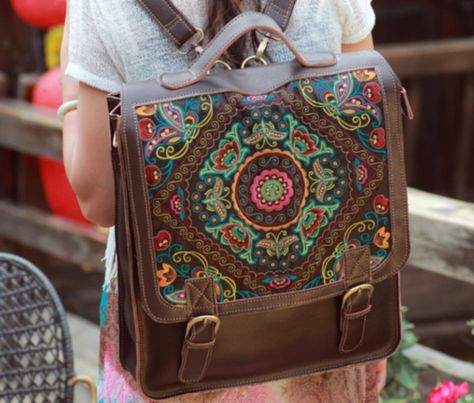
373,0,474,201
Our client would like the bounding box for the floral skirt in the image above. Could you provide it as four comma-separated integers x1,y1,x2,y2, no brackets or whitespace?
98,231,380,403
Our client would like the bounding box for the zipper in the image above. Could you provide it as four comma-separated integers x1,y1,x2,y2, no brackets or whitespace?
400,87,414,120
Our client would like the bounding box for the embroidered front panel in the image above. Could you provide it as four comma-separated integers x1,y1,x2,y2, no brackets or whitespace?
136,69,391,304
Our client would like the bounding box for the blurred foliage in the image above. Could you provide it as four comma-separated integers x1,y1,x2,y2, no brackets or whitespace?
381,306,424,403
468,319,474,336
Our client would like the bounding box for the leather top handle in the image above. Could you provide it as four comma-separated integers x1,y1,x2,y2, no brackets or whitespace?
160,12,337,89
138,0,298,48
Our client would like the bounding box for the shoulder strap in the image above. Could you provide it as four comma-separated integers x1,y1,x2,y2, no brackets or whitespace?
137,0,297,48
263,0,297,31
137,0,198,47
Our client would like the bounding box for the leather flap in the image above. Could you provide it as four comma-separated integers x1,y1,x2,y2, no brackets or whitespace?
118,49,409,323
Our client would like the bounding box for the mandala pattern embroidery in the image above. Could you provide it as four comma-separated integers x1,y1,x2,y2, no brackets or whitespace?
136,69,391,303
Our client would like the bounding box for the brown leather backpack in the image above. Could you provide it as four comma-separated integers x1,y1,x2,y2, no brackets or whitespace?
107,1,413,398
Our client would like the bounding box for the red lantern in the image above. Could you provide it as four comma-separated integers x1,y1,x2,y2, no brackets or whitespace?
38,158,90,224
32,68,62,108
32,68,89,224
10,0,66,29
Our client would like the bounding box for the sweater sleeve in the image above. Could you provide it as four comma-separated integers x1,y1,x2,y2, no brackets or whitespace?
338,0,376,45
65,0,124,93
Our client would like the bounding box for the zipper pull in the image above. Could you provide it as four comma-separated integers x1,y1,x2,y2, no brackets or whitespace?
400,87,414,120
112,116,122,149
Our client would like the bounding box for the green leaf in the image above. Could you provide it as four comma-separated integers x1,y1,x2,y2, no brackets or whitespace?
385,306,422,400
459,394,474,403
401,332,417,349
394,361,419,390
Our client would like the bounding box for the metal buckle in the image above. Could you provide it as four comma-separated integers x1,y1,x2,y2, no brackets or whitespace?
342,283,374,307
185,315,220,339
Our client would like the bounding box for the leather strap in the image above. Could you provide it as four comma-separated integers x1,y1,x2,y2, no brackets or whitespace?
137,0,297,48
263,0,297,31
137,0,198,47
178,277,218,384
343,245,372,289
339,246,373,353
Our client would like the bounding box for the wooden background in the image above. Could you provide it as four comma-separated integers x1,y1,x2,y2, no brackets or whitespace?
374,0,474,201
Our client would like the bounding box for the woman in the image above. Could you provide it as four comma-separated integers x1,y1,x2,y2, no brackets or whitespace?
61,0,386,401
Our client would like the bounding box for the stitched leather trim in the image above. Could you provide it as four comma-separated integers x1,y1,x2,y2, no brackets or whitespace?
343,245,372,288
185,278,217,316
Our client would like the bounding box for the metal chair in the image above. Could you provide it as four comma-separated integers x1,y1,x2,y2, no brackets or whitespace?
0,253,97,402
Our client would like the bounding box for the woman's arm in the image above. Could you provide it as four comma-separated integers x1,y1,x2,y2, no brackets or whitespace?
342,33,374,52
60,3,115,227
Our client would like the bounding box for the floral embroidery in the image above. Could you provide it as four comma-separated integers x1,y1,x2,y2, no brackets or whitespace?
373,194,390,215
355,158,368,190
137,69,392,301
256,231,298,259
153,230,171,251
263,274,297,289
156,263,177,287
363,82,382,103
139,118,155,140
164,289,187,305
213,140,241,171
221,223,251,250
370,128,386,149
250,168,294,212
170,187,185,220
291,129,318,156
145,165,161,186
243,118,287,149
300,208,325,238
373,226,391,249
202,177,231,221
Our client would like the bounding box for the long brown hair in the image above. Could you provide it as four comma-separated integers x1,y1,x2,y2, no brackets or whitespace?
205,0,261,65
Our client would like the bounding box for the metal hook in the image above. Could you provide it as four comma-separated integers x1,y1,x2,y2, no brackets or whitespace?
241,38,269,69
177,28,205,56
207,59,233,75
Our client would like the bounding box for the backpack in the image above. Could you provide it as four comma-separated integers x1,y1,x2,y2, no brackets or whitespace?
107,1,413,398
